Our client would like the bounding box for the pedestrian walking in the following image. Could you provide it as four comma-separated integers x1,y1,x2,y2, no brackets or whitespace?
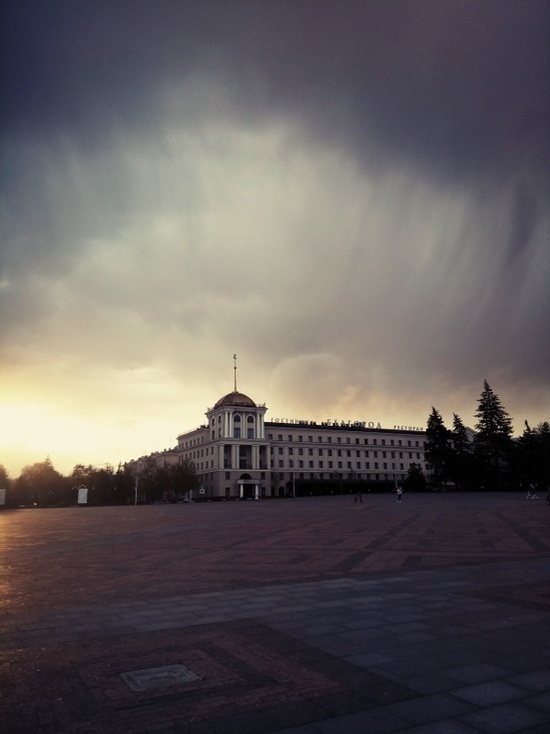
396,486,403,502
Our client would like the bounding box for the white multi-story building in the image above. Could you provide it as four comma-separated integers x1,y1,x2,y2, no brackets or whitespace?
177,389,428,500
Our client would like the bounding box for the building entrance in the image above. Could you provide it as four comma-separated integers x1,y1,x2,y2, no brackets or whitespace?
238,474,259,500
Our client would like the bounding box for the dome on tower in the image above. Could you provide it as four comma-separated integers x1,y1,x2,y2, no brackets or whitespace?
213,391,256,409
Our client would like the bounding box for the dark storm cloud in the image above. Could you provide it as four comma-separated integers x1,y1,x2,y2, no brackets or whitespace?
2,1,549,179
1,0,549,473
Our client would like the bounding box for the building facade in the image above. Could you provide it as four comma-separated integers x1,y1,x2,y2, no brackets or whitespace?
176,390,428,499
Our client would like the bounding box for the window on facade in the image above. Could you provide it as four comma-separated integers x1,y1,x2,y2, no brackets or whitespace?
319,461,323,468
309,461,314,468
337,437,341,444
383,462,387,469
390,439,394,446
298,448,303,455
338,461,342,468
298,435,303,442
234,415,241,423
288,447,293,455
288,434,293,441
278,447,283,454
247,429,254,439
346,438,351,444
318,448,323,456
382,439,386,445
234,428,241,438
308,436,313,442
308,448,313,455
299,460,304,468
373,439,377,446
328,461,333,468
278,434,283,441
327,437,332,443
289,460,294,468
279,460,283,468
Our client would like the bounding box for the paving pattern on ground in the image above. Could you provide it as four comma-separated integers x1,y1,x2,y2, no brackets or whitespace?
1,493,549,733
1,494,548,614
2,620,419,733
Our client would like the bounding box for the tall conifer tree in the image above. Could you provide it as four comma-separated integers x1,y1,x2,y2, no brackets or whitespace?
474,380,513,489
425,407,451,488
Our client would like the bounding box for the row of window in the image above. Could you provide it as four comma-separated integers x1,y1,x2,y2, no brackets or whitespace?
180,431,425,450
273,447,422,459
191,459,427,473
275,460,427,472
268,434,423,448
195,472,410,483
183,448,423,465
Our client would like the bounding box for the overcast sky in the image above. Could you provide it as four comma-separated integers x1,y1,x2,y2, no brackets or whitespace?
1,0,549,477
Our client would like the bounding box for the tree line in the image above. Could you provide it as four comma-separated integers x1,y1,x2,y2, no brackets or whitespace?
0,457,198,508
425,380,549,493
1,380,548,506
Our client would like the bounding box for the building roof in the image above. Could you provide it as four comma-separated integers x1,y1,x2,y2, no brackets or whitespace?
213,391,256,409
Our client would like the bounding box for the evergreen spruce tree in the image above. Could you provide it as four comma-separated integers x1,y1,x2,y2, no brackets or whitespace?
449,413,474,490
518,421,550,494
425,407,451,489
473,380,514,490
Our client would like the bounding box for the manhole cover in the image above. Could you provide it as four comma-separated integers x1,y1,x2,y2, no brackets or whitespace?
121,664,201,692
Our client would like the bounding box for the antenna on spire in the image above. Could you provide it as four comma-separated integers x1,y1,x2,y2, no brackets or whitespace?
233,353,237,392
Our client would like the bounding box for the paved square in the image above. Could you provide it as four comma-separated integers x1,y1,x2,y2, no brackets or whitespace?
1,493,549,732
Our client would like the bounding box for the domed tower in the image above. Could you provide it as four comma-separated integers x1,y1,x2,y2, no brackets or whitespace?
207,390,267,441
205,388,269,499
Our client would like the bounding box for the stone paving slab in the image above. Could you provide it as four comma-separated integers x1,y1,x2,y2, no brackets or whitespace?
1,493,549,732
